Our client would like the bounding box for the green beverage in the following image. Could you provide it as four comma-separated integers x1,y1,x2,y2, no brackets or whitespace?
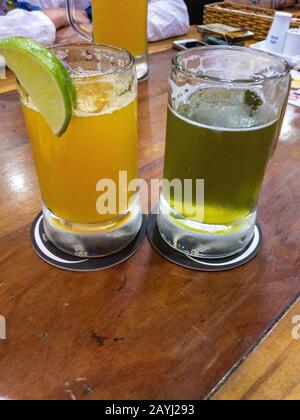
158,47,290,259
163,87,280,226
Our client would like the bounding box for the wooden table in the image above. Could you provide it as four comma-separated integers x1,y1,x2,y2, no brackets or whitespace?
0,44,300,400
212,299,300,400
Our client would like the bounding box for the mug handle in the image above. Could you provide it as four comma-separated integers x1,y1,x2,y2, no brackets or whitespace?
66,0,93,43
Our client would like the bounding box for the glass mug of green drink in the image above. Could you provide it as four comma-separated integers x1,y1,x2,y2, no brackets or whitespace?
66,0,149,81
158,46,290,259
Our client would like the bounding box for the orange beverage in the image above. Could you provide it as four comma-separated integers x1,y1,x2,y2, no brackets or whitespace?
22,96,137,224
66,0,149,79
92,0,148,57
20,44,141,257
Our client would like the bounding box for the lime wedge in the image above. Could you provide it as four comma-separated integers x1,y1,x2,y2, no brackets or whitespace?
0,37,75,136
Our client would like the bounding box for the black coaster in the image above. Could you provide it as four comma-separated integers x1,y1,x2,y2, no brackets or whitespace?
147,214,262,272
31,213,147,272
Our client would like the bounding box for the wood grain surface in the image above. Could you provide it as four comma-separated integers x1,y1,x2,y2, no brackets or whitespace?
211,298,300,400
0,49,299,400
0,70,16,95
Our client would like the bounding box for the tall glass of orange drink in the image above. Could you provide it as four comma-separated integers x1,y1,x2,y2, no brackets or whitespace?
66,0,149,80
20,44,141,257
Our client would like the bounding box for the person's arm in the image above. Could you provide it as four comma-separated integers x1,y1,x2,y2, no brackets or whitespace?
148,0,190,42
0,9,56,46
42,8,90,30
0,7,89,46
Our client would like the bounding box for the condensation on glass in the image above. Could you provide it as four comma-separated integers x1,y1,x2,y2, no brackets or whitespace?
158,46,291,259
20,44,141,258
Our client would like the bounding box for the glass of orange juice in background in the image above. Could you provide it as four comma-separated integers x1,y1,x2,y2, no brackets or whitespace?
66,0,149,81
20,44,141,257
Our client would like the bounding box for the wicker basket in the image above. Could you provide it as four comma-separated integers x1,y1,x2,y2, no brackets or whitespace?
204,2,300,41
